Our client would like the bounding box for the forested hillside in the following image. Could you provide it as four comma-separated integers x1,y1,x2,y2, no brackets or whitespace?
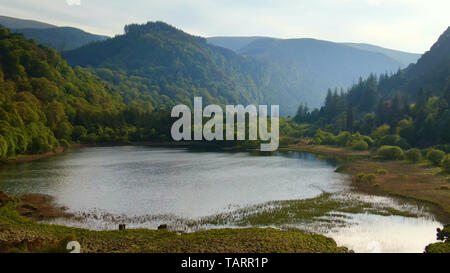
0,16,108,52
236,37,404,108
0,25,171,160
375,27,450,99
63,22,278,111
0,15,55,29
15,27,109,52
294,27,450,148
208,36,420,109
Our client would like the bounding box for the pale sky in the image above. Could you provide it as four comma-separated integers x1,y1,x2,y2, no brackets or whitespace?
1,0,449,53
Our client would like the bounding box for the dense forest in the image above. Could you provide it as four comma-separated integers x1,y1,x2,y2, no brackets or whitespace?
0,25,172,160
1,19,449,161
208,36,418,110
293,27,450,150
64,21,409,116
2,18,417,116
63,22,276,111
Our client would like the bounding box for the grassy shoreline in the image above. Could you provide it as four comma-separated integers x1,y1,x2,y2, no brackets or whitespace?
0,197,350,253
285,143,450,223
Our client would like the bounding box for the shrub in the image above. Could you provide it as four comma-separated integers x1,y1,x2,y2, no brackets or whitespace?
356,172,377,183
336,131,352,147
322,135,337,145
375,168,389,174
376,146,404,160
426,149,446,166
442,155,450,173
405,148,423,163
357,172,366,182
421,148,431,158
363,136,374,147
365,173,377,182
372,124,390,140
313,129,335,145
351,140,369,151
379,134,401,146
379,134,409,149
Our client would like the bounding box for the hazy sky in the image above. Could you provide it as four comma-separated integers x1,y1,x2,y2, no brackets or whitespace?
2,0,449,53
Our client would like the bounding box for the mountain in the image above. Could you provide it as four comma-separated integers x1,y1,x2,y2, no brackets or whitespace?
0,15,108,51
236,37,404,108
207,36,421,110
63,22,279,111
0,24,176,160
207,37,421,67
342,43,420,67
0,15,55,29
377,26,450,99
305,27,450,147
206,36,267,52
16,27,109,52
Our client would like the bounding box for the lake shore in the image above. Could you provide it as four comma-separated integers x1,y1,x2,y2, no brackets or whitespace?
0,191,351,253
285,143,450,223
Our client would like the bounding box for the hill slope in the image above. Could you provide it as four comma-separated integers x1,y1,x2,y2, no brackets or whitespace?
63,22,278,110
207,36,420,67
0,15,55,29
206,36,267,52
0,24,176,160
0,15,108,51
236,37,403,108
207,36,420,110
342,43,420,67
377,26,450,99
303,27,450,146
17,27,109,51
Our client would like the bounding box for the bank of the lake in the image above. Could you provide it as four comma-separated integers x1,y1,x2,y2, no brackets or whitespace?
0,194,350,253
285,143,450,223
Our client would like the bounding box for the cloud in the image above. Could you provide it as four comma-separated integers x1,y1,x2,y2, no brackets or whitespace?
2,0,449,53
66,0,81,6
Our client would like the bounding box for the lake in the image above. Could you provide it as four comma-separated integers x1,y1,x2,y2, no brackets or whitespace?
0,146,441,252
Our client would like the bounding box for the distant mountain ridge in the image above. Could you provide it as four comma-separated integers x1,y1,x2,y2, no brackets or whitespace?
0,15,108,51
0,15,426,115
209,37,414,109
341,43,421,67
206,36,269,52
63,21,423,115
0,15,55,29
207,36,421,67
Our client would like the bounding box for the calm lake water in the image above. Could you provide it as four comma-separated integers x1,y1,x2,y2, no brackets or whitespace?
0,146,441,252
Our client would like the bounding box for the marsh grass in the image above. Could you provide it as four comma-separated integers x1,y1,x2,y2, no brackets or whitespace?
177,192,421,230
0,201,351,253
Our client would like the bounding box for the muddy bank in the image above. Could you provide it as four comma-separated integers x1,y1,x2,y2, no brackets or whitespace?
0,191,72,221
